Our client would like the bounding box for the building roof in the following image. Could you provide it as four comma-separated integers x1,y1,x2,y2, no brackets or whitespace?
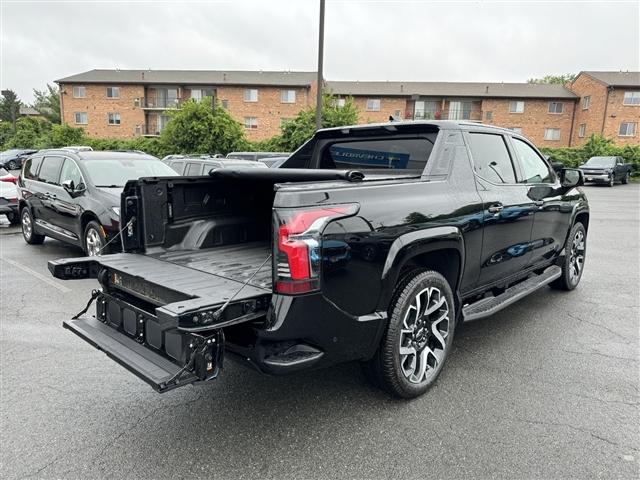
56,69,317,87
326,81,577,99
579,71,640,87
19,106,41,116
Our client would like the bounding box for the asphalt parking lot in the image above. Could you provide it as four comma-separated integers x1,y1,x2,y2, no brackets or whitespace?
1,183,638,479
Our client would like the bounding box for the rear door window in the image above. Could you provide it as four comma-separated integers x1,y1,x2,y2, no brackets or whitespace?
38,156,64,185
169,161,184,174
320,137,434,173
185,163,203,176
24,157,43,180
467,133,516,184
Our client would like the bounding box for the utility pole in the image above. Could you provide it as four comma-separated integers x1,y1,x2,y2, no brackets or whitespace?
315,0,325,130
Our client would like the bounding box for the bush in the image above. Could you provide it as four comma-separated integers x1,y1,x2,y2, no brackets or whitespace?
540,134,640,176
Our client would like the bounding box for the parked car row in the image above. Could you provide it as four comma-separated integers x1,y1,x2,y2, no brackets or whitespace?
0,149,38,170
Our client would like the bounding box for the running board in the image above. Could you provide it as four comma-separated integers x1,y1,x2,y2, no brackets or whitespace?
463,266,561,322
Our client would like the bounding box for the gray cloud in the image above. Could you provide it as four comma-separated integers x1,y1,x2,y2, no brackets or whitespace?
1,0,638,103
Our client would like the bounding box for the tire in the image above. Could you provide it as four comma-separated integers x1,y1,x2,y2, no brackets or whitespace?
6,160,18,170
550,222,586,291
363,270,456,399
83,220,109,256
7,211,20,225
608,175,615,187
622,172,630,185
21,208,45,245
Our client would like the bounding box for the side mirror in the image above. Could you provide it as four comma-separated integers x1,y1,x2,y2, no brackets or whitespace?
561,168,583,188
62,179,75,194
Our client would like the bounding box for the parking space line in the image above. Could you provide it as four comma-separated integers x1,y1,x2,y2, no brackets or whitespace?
1,257,72,293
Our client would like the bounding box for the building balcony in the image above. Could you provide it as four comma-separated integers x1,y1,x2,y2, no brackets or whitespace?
409,110,484,122
141,97,183,109
139,123,163,137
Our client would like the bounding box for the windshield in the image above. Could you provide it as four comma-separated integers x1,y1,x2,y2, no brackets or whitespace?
585,157,616,167
85,158,178,187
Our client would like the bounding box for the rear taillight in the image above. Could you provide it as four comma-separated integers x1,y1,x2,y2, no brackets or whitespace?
274,204,358,294
1,176,16,184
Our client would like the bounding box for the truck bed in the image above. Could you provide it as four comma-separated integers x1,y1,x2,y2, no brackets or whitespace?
148,241,272,290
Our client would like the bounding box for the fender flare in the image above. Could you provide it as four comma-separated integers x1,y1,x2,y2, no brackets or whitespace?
562,201,590,251
377,226,465,311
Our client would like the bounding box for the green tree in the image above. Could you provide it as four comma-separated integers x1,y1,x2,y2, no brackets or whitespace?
527,74,576,85
0,122,13,148
277,93,359,151
32,84,61,124
48,124,85,147
160,98,246,155
0,89,22,130
4,116,51,148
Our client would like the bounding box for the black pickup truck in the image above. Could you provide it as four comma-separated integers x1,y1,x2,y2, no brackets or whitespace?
50,121,589,398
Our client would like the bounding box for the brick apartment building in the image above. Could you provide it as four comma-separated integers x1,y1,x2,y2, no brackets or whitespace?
56,69,639,147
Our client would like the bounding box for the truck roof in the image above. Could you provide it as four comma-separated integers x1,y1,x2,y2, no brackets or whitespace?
316,120,515,136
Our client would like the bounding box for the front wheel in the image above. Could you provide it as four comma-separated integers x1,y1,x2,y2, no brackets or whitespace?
6,160,18,170
363,270,456,398
550,222,586,291
84,220,109,256
608,175,615,187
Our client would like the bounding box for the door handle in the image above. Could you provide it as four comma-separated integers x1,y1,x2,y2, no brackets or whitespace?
488,203,503,214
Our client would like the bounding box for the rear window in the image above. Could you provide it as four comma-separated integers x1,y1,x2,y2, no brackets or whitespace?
320,138,434,173
38,156,64,185
169,161,184,173
23,157,42,180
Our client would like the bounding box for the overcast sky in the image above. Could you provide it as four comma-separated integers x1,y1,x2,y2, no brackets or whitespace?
1,0,639,103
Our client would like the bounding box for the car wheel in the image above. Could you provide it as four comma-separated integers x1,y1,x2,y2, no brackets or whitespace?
84,220,109,256
550,222,586,291
6,160,18,170
608,175,615,187
362,269,456,398
21,208,45,245
622,172,630,185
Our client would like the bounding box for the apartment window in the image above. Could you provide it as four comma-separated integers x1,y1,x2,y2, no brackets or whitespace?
543,128,561,141
221,99,229,109
578,124,586,138
510,127,523,134
107,112,121,125
74,112,88,124
623,91,640,105
243,89,258,102
244,117,258,129
548,102,564,114
333,98,346,108
281,89,296,103
72,86,86,98
106,87,120,98
582,96,591,110
618,122,637,137
509,101,525,113
366,99,381,111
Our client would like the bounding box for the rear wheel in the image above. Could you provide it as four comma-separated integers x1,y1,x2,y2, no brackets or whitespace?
622,172,630,184
6,160,18,170
21,208,45,245
550,222,586,291
363,270,456,398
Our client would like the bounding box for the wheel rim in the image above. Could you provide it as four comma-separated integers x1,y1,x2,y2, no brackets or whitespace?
22,210,32,239
568,229,585,284
610,176,614,186
399,287,450,384
85,228,103,256
8,161,17,170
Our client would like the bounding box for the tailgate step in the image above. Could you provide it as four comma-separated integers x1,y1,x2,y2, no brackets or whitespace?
463,266,562,321
64,316,197,392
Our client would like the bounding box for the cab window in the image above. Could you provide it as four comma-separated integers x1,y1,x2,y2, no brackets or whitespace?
38,156,64,185
467,133,516,184
512,138,553,184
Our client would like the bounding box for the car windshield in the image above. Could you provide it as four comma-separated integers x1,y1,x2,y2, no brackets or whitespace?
585,157,616,167
84,158,178,187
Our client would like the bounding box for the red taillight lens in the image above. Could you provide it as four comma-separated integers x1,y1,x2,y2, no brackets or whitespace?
274,204,358,295
1,176,16,184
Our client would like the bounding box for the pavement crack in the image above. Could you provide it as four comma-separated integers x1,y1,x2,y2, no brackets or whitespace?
561,348,638,362
566,312,636,346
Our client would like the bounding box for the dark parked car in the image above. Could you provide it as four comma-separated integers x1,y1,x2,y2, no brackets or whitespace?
0,149,37,170
226,151,290,161
17,150,178,255
0,180,19,224
578,156,632,186
165,157,267,175
51,121,588,399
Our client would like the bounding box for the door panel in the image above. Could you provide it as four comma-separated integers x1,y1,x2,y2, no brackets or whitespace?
53,158,84,239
